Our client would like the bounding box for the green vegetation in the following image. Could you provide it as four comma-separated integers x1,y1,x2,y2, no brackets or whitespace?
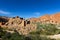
30,23,60,35
29,23,60,40
0,26,25,40
0,26,56,40
1,22,60,40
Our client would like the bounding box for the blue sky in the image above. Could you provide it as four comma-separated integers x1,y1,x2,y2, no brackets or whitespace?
0,0,60,18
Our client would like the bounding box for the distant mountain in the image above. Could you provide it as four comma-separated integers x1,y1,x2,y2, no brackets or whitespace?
0,16,9,23
30,13,60,24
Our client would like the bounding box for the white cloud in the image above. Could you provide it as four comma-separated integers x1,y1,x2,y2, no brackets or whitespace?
0,10,10,14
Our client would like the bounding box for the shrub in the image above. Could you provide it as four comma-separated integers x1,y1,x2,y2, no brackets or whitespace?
36,23,58,35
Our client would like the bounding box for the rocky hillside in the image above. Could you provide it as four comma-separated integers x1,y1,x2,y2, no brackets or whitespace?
0,13,60,35
0,16,9,25
30,13,60,24
0,16,36,35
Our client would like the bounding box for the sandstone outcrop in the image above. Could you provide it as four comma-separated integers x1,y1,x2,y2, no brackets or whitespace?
50,13,60,24
0,16,36,35
0,13,60,35
30,13,60,24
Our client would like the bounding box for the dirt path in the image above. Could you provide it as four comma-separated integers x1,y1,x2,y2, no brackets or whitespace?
47,34,60,39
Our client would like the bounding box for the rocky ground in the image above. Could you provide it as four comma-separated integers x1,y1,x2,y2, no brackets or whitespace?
0,13,60,39
0,16,37,35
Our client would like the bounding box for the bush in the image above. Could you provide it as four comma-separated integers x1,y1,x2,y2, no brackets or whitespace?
0,23,59,40
25,35,56,40
0,26,7,38
35,23,58,35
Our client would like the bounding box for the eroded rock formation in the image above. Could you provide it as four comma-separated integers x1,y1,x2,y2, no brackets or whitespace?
0,13,60,35
0,16,36,35
30,13,60,24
